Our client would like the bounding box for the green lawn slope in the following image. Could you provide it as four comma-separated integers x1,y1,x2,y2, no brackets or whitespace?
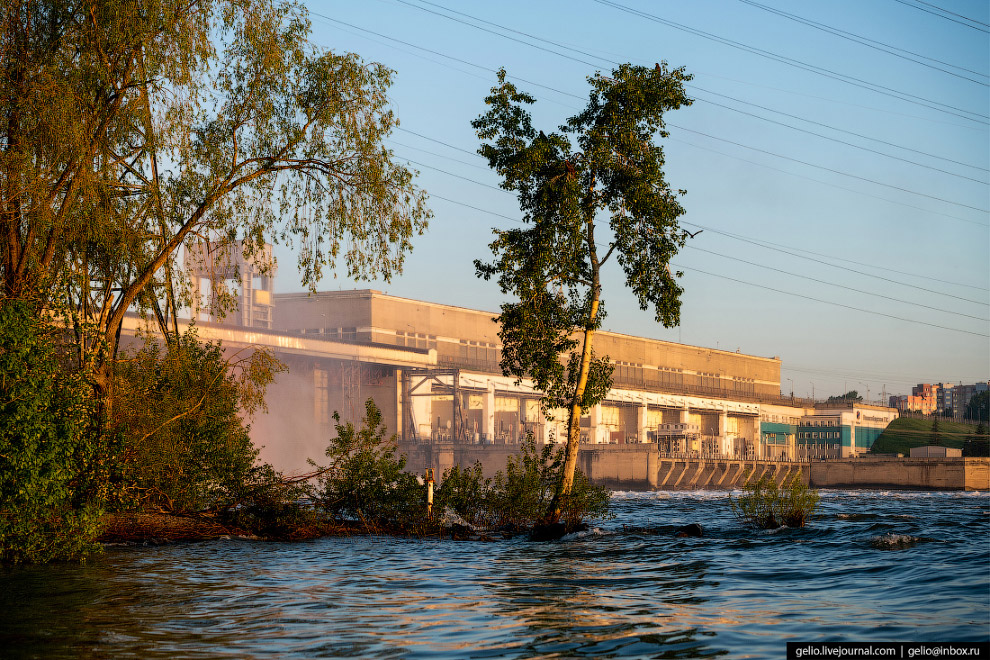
870,417,980,455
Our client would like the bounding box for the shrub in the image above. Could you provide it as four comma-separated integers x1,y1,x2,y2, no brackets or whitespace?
310,401,611,535
435,435,611,531
731,473,820,529
114,331,281,513
311,399,426,531
0,303,105,563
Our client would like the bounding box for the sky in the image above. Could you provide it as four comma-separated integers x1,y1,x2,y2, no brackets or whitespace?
267,0,989,402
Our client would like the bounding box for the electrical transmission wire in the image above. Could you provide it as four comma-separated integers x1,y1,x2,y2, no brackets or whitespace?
692,92,988,184
670,124,989,216
691,85,988,174
312,7,989,223
677,262,989,337
738,0,989,84
891,0,990,32
591,0,988,123
666,135,983,228
682,222,990,301
684,244,989,321
394,124,989,302
392,142,990,335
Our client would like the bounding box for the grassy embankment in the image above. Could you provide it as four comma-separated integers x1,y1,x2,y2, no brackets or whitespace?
870,417,980,455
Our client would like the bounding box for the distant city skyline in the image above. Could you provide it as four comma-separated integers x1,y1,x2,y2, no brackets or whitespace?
259,0,988,401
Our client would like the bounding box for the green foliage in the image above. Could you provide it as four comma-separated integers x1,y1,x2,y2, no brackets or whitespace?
870,416,977,455
731,474,820,529
472,63,692,506
963,422,989,457
826,390,862,403
113,330,282,513
0,303,105,563
311,399,426,530
435,436,612,530
965,391,989,423
931,417,941,446
217,464,325,540
1,0,430,426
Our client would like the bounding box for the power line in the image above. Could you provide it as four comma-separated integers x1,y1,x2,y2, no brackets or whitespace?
692,92,988,184
592,0,989,123
891,0,990,33
691,85,989,174
390,144,989,332
386,138,491,172
738,0,989,84
397,127,485,159
684,244,989,321
682,222,989,301
667,134,984,228
907,0,990,27
392,0,604,69
401,0,988,121
678,262,989,337
670,123,990,216
313,9,989,222
395,125,989,301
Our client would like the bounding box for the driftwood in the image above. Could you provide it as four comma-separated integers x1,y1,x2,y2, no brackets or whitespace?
98,512,243,543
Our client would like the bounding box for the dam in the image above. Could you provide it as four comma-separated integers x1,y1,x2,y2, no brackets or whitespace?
399,442,990,492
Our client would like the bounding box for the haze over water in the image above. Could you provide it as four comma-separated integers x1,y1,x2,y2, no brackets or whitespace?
2,490,987,659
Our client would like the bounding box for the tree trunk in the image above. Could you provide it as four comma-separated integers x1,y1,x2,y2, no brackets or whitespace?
550,294,600,522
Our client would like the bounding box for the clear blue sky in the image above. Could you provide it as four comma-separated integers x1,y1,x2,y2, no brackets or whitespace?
274,0,989,402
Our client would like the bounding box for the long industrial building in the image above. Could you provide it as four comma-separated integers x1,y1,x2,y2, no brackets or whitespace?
179,242,897,473
156,271,896,474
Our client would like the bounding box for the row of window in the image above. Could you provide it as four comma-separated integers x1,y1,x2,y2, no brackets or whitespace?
799,431,841,440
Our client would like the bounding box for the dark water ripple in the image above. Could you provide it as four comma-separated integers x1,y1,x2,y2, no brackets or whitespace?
1,490,987,659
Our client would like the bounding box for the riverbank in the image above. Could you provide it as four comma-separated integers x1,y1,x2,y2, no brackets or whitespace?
98,513,249,544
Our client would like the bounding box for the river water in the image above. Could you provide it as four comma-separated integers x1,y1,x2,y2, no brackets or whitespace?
2,490,987,659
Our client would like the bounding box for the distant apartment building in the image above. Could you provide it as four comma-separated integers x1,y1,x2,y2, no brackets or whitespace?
951,382,989,419
889,381,989,419
889,383,937,415
938,383,954,416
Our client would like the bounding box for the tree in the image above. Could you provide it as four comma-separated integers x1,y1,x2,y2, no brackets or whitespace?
311,398,425,531
931,417,941,446
1,0,430,422
826,390,862,403
472,64,692,521
963,422,988,457
964,391,989,423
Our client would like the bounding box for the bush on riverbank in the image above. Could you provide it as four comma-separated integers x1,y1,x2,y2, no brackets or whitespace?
435,436,612,533
305,400,611,537
309,399,431,534
0,303,107,564
112,331,283,514
93,396,614,546
731,473,820,529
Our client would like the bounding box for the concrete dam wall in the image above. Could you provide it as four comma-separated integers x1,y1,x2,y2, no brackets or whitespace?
399,443,989,491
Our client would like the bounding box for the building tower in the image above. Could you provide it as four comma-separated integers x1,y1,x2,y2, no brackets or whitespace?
184,241,276,329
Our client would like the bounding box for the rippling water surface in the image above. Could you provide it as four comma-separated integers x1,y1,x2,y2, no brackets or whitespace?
2,490,987,659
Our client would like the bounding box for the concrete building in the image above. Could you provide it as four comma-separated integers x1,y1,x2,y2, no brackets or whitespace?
142,272,897,473
950,382,989,420
185,241,277,329
252,289,893,470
